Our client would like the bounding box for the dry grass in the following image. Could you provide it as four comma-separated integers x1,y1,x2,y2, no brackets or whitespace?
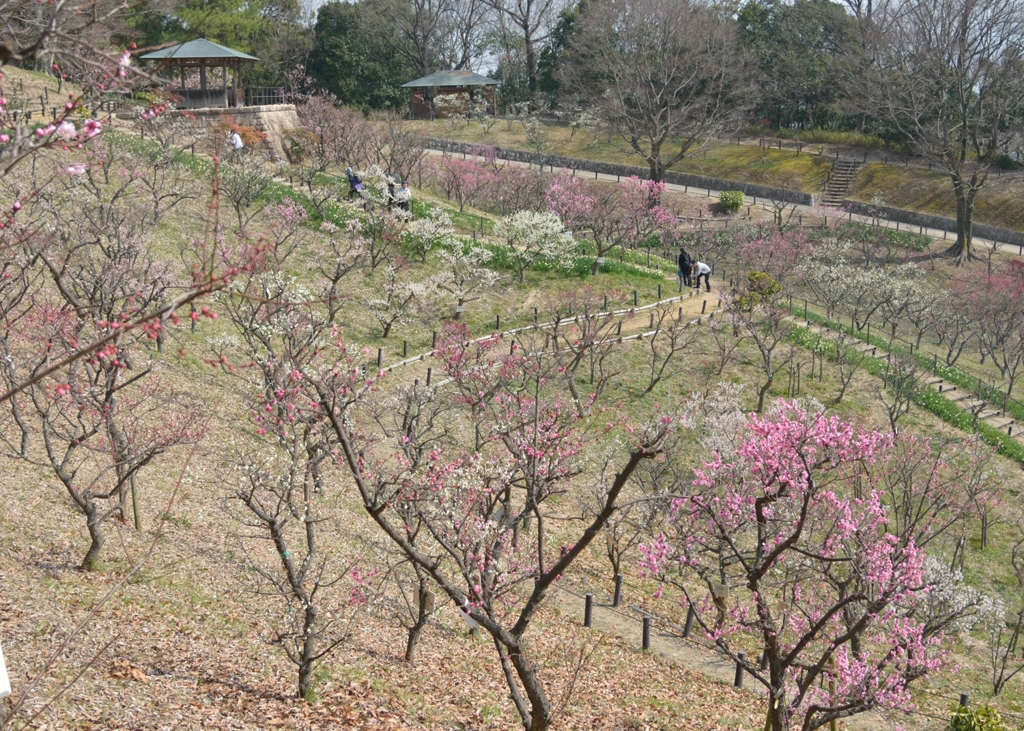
839,162,1024,232
406,119,834,193
5,137,1024,731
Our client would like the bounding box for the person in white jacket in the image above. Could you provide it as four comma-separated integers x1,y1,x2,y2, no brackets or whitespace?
394,181,412,212
229,131,243,163
693,261,711,292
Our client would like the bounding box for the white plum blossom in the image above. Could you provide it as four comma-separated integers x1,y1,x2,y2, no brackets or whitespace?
494,210,576,282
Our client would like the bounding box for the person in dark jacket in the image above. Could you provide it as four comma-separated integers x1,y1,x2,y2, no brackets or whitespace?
677,247,692,287
345,167,363,200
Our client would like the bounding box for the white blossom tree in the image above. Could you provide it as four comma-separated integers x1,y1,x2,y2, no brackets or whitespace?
494,210,575,282
430,244,501,320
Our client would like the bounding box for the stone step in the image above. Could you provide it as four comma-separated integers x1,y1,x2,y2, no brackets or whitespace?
947,390,971,402
935,383,957,394
924,377,943,386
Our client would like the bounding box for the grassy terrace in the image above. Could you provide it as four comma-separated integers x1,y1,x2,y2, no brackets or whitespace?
407,118,1024,233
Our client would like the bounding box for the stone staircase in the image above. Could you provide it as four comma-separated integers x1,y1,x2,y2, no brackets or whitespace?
924,376,1019,435
822,159,862,207
788,315,1024,440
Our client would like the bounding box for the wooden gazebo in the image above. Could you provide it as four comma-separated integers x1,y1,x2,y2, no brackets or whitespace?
140,39,259,109
402,70,499,120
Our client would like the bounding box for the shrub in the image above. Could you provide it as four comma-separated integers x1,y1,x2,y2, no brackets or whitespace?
949,705,1011,731
217,113,267,146
718,190,744,212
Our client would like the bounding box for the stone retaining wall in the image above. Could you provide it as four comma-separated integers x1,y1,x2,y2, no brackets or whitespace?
842,199,1024,248
122,104,300,162
420,137,820,206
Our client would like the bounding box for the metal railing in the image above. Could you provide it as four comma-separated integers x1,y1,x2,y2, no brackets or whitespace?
243,87,286,107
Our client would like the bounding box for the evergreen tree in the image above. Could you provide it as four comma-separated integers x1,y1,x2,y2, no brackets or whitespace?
306,1,412,111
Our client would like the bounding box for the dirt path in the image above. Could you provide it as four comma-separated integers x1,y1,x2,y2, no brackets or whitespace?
550,585,908,731
377,288,718,388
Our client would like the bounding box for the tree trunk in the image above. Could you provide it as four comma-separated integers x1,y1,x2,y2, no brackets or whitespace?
298,604,318,698
80,500,105,571
298,658,313,700
405,585,431,662
756,376,773,413
647,141,665,183
943,174,976,265
524,31,537,109
508,639,552,731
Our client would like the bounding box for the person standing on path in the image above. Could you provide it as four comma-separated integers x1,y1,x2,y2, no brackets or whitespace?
693,261,711,292
229,131,243,163
677,247,692,287
394,181,412,212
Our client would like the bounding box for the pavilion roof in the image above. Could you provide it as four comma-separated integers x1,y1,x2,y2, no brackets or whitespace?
139,39,259,62
402,70,498,88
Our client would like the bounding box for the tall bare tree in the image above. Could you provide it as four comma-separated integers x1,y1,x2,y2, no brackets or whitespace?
483,0,566,108
563,0,749,181
868,0,1024,264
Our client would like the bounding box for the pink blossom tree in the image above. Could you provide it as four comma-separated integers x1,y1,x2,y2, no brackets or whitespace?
479,164,549,216
308,323,679,731
736,229,813,290
970,261,1024,396
431,155,489,212
546,175,668,275
641,404,990,731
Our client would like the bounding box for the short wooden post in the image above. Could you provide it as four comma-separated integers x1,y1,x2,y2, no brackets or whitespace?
960,693,969,707
403,340,408,357
426,367,432,386
496,314,501,330
760,649,769,671
683,604,695,638
657,284,662,299
701,300,707,314
642,615,652,650
613,574,623,607
734,652,746,688
584,594,593,628
376,348,382,367
633,290,638,306
432,331,437,348
130,475,142,530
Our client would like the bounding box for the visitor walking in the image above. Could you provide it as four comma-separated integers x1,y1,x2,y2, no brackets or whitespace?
345,167,363,201
229,131,243,163
677,247,692,287
394,181,412,212
693,261,711,292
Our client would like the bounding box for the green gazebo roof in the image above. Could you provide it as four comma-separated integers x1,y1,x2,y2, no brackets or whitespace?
140,39,259,62
402,70,499,88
